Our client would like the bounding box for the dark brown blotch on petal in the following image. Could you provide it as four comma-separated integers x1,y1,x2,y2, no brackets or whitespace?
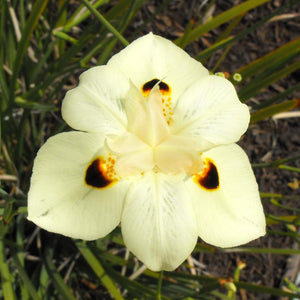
199,161,219,189
85,158,113,188
194,159,219,191
142,79,170,94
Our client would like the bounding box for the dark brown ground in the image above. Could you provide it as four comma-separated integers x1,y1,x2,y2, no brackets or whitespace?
136,0,300,299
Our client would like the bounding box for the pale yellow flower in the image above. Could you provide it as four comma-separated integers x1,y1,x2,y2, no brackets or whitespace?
28,33,265,271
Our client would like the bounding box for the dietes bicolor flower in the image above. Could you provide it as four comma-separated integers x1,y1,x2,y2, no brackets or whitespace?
28,33,265,271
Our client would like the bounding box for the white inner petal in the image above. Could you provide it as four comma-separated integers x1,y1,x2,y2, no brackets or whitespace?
107,133,154,177
107,82,200,177
126,83,170,146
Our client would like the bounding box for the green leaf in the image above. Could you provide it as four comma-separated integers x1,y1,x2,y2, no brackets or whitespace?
176,0,271,48
37,265,50,299
250,99,299,123
76,241,125,300
0,1,10,107
53,31,78,45
44,248,77,300
63,0,109,32
238,59,300,101
8,0,49,107
236,281,300,299
15,214,30,299
169,272,300,299
104,267,161,299
253,81,300,110
14,97,57,111
252,155,300,169
80,0,129,46
222,247,300,255
266,214,300,225
278,165,300,173
0,239,16,300
237,36,300,80
12,253,40,300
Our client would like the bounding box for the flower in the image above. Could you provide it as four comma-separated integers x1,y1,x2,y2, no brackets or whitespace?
28,33,266,271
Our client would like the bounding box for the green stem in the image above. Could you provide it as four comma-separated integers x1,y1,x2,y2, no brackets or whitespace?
157,271,164,300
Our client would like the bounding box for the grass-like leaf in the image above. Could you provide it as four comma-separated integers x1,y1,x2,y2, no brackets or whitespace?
176,0,271,48
0,239,16,300
250,99,299,123
44,247,77,300
237,36,300,80
12,253,40,300
80,0,129,46
76,241,125,300
8,0,49,110
238,59,300,101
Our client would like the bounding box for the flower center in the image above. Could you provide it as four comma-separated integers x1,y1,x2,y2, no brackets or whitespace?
105,79,202,178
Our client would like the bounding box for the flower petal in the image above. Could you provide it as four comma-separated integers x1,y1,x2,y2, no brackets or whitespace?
155,135,201,174
123,83,170,146
28,132,128,240
108,33,209,105
172,75,250,150
186,144,265,248
62,66,129,135
121,172,198,271
107,133,154,177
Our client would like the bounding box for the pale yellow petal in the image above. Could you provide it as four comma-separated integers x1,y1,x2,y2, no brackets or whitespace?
121,172,198,271
108,33,209,106
172,75,250,149
28,132,128,240
186,144,265,247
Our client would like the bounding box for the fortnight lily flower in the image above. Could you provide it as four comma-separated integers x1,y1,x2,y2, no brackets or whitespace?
28,33,265,271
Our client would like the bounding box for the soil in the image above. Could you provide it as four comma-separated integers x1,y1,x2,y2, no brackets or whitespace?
136,0,300,299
